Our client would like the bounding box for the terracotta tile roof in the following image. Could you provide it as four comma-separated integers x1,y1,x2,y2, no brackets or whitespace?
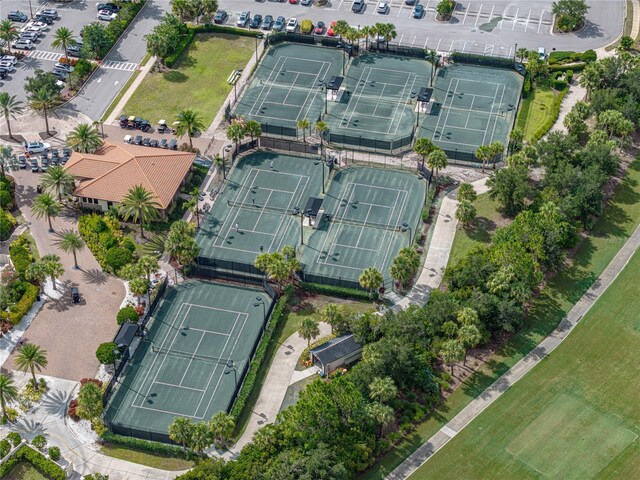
64,142,196,209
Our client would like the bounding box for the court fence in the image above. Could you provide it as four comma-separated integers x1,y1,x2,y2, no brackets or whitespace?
327,130,414,154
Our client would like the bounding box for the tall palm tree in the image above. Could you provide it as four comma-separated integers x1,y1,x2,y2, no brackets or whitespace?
426,147,448,184
0,145,18,178
15,343,48,390
244,120,262,145
0,93,23,141
51,27,77,60
57,230,85,270
425,49,439,86
360,25,373,50
138,255,160,281
359,267,383,300
29,88,61,136
489,141,505,169
297,119,310,142
214,154,226,179
367,402,394,439
298,317,320,348
315,121,329,154
42,254,64,291
66,123,103,153
31,192,61,232
0,20,19,55
119,185,161,238
474,144,491,172
169,416,194,455
187,188,200,228
413,137,434,171
368,376,397,404
165,220,199,271
25,261,48,296
0,373,17,421
40,165,75,201
209,411,235,449
175,109,205,150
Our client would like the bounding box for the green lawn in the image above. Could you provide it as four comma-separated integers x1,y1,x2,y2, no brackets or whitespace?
516,85,559,142
447,192,506,268
412,246,640,479
121,33,254,126
361,161,640,479
100,444,194,471
3,462,48,480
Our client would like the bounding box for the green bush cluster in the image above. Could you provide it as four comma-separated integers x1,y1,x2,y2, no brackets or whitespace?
79,213,135,274
31,435,46,450
6,432,21,447
422,187,436,223
9,236,33,274
0,445,65,480
549,62,586,73
165,29,196,68
550,71,568,91
0,209,16,241
101,432,192,458
48,446,61,461
230,294,287,422
529,87,568,142
566,69,574,84
0,176,14,209
0,439,11,457
299,282,375,301
548,50,583,65
117,306,139,325
1,282,38,325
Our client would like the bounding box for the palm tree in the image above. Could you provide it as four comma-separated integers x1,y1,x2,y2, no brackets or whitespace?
516,47,528,62
440,339,464,375
130,277,150,305
175,109,205,150
359,267,383,300
367,402,394,439
31,193,61,232
360,25,373,50
29,88,60,136
332,20,350,39
426,147,448,184
226,120,246,155
187,188,200,228
0,93,23,140
0,20,19,55
25,261,48,296
413,137,434,171
457,323,482,365
209,411,235,449
66,123,103,153
51,27,77,61
315,121,329,153
425,49,439,86
0,374,17,421
298,317,320,348
297,119,310,142
379,23,397,50
42,254,64,291
189,422,213,455
119,185,161,238
457,182,477,203
244,120,262,145
165,220,200,272
40,165,75,201
0,145,17,178
57,230,85,270
368,376,397,404
455,199,476,228
169,417,194,455
474,144,491,172
214,154,226,179
15,343,48,390
138,255,160,282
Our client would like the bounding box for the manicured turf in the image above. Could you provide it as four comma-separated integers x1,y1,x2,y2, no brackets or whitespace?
516,85,559,141
447,192,505,267
4,462,48,480
412,248,640,479
122,33,254,126
100,444,195,471
362,161,640,479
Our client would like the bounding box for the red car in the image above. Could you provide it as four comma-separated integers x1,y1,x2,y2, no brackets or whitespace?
327,21,337,36
314,21,326,35
289,0,298,3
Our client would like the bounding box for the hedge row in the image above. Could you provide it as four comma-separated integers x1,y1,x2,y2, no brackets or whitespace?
450,52,517,70
529,87,568,143
165,29,196,68
101,432,195,459
1,282,39,325
102,1,146,59
9,236,33,274
230,294,288,422
299,282,375,301
548,62,586,73
0,445,65,480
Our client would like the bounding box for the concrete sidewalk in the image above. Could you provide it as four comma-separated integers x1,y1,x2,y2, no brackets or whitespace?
387,221,640,479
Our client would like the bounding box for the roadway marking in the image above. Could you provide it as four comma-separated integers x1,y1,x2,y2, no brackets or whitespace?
28,50,63,61
101,61,138,71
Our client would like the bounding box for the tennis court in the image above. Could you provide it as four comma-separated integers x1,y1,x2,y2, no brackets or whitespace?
104,280,272,440
301,166,424,288
418,63,523,161
196,152,326,271
326,53,431,145
234,43,344,135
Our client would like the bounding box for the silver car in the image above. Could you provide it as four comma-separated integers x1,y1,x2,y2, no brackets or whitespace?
13,39,35,50
236,11,250,27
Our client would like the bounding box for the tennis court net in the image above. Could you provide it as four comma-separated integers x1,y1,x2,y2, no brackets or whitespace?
227,199,293,215
326,214,401,232
151,346,230,365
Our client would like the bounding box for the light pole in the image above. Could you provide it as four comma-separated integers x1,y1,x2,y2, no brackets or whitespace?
401,222,413,246
293,207,304,245
254,296,266,333
514,43,518,62
314,158,326,194
317,80,328,115
224,360,237,387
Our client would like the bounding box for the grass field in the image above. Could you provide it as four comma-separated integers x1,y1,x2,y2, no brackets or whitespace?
361,161,640,479
4,462,48,480
516,85,560,141
412,248,640,479
447,192,506,267
122,33,254,125
100,444,194,471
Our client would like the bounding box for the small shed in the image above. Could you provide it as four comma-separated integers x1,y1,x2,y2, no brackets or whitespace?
114,323,139,349
309,333,363,376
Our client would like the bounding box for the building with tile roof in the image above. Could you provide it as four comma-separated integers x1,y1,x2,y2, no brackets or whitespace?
64,142,196,215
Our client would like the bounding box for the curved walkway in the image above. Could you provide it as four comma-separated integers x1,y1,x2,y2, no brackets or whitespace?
387,211,640,479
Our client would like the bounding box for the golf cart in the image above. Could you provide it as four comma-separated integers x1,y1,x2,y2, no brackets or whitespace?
123,134,132,144
119,115,128,128
158,119,168,133
127,115,136,129
140,120,151,132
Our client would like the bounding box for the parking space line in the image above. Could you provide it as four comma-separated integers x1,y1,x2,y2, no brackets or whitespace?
398,34,404,44
524,9,532,30
512,8,519,30
538,9,545,34
436,38,442,51
475,3,483,26
424,36,429,48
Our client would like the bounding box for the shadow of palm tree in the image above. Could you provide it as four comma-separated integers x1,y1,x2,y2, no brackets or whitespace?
82,268,108,285
41,388,73,417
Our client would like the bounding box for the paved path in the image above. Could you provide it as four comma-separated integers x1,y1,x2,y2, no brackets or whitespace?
387,221,640,479
551,84,586,134
223,322,330,459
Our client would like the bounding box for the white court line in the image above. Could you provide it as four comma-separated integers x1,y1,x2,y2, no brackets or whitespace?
482,83,500,145
154,381,205,393
178,330,206,386
487,84,506,144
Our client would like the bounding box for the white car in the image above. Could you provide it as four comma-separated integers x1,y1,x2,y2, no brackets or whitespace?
0,61,15,72
23,142,51,154
20,24,44,36
236,11,250,27
1,56,17,65
31,21,50,30
377,1,389,13
286,18,298,32
12,39,35,50
97,9,117,21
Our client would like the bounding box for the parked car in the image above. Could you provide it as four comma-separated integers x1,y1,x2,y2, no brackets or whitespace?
273,16,286,31
142,137,151,146
30,21,50,31
134,135,143,145
327,21,337,36
30,159,39,173
20,25,44,36
289,0,299,3
34,15,53,25
413,4,424,17
51,69,67,79
97,3,120,12
62,147,71,158
140,120,151,132
50,148,59,159
352,0,365,12
39,9,59,19
261,15,274,30
168,139,177,150
159,139,168,148
157,119,168,133
18,156,27,169
71,287,80,304
40,157,49,172
0,61,15,72
119,115,128,128
301,0,313,4
150,139,159,148
8,11,28,22
24,141,51,153
249,14,263,28
377,1,389,13
405,0,417,4
19,31,39,43
53,62,74,73
213,10,228,24
286,17,298,32
97,10,117,21
1,56,17,65
236,11,250,27
314,21,326,34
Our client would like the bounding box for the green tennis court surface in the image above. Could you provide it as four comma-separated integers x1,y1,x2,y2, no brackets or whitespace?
301,167,425,288
326,53,431,144
418,64,523,161
196,152,326,271
104,280,272,440
234,43,344,135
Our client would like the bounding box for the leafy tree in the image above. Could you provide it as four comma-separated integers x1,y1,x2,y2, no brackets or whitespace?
0,93,23,140
525,50,549,84
0,373,17,421
297,119,310,143
368,376,397,404
226,119,246,153
426,147,447,183
25,262,48,295
29,87,61,135
77,382,103,421
24,70,64,98
57,230,85,270
413,137,435,170
0,20,19,54
359,267,383,299
390,247,420,291
457,306,479,326
51,27,77,78
436,0,455,19
191,0,219,23
15,343,48,390
0,145,18,178
165,220,200,270
440,339,464,374
169,417,194,455
209,411,235,449
96,342,118,366
41,165,75,201
552,0,589,31
298,317,320,348
320,304,349,335
245,120,262,143
145,14,185,63
579,61,603,100
509,127,524,153
457,182,477,203
117,306,139,325
119,185,161,238
457,323,482,365
42,254,64,291
81,22,112,59
67,123,103,153
455,199,476,228
619,35,634,51
175,109,206,150
83,474,110,480
31,193,62,233
487,165,531,216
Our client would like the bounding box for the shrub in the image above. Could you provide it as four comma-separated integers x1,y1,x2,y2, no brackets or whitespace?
31,435,46,450
92,419,108,438
96,342,118,365
121,237,136,253
0,190,12,208
48,445,60,461
582,49,597,62
80,378,104,389
529,87,568,142
299,282,375,301
73,58,93,78
300,19,313,34
68,399,79,420
0,439,11,457
101,432,195,459
6,432,21,447
548,50,575,64
117,305,139,325
522,72,531,98
105,246,133,273
1,282,39,324
99,231,117,250
9,243,32,274
0,209,16,241
165,29,196,68
566,69,574,84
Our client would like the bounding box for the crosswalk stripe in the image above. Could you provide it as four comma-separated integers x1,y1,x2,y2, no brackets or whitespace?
28,50,63,61
101,61,138,71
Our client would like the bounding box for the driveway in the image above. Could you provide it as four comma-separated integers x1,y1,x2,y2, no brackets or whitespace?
3,166,125,381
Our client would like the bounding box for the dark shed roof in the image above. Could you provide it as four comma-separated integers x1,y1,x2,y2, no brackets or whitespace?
310,334,362,365
327,76,344,91
114,323,138,347
418,87,434,103
304,197,323,217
